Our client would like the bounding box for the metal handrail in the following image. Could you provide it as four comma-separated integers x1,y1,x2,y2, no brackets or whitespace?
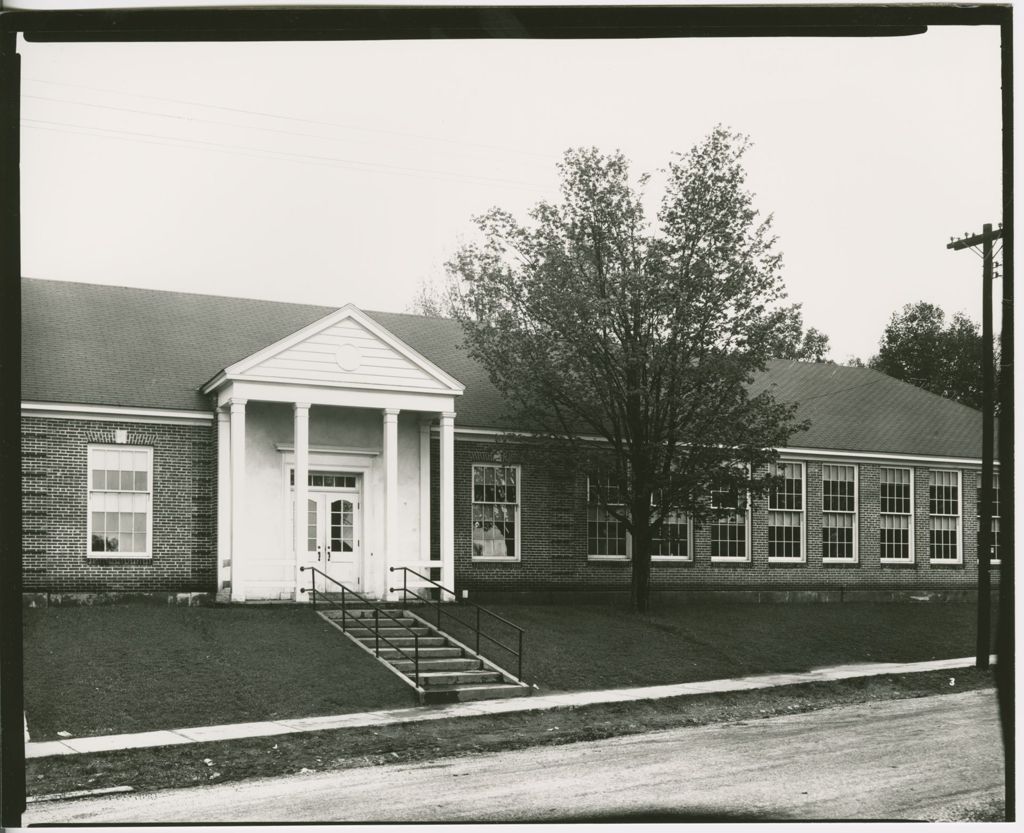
389,566,524,682
301,566,420,685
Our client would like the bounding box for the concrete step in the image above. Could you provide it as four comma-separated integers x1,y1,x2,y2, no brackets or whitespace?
377,646,462,659
391,657,483,672
323,612,418,628
336,606,407,617
357,636,447,648
421,683,532,704
416,670,504,686
345,627,432,638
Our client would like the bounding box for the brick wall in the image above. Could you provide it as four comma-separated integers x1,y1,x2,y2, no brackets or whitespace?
438,437,990,593
22,416,217,593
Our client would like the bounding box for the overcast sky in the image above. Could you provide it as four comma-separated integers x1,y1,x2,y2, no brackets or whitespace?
19,24,1002,362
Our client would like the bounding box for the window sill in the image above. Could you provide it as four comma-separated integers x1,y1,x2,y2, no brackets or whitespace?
588,555,629,562
711,556,750,564
88,554,152,561
822,558,859,565
928,559,964,567
651,556,692,563
471,557,521,563
880,558,916,566
768,558,806,565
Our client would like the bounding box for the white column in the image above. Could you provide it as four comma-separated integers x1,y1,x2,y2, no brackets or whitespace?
216,410,231,602
293,402,311,602
439,411,456,601
229,398,247,603
383,409,400,589
419,417,432,565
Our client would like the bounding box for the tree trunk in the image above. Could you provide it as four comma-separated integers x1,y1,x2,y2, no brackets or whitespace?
630,520,653,613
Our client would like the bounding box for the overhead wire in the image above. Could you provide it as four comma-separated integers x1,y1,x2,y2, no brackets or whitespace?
21,116,551,190
23,77,558,161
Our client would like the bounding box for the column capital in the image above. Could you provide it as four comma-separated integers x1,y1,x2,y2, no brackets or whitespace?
440,411,457,423
383,408,401,419
293,402,311,414
216,409,230,423
228,397,248,411
419,416,435,431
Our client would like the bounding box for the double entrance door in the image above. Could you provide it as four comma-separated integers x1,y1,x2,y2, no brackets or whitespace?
297,471,362,592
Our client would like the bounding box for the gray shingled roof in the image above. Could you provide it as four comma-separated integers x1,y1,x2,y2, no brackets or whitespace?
22,278,984,459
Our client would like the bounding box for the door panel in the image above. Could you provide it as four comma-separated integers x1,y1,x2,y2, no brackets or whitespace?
294,480,362,593
325,497,359,587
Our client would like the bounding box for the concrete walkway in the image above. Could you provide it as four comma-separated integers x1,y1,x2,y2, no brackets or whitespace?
25,654,994,760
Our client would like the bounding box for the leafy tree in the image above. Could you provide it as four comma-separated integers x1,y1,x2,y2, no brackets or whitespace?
408,275,458,318
447,128,806,612
869,302,992,409
757,303,830,361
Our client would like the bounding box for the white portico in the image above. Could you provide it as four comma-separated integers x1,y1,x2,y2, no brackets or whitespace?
203,305,462,603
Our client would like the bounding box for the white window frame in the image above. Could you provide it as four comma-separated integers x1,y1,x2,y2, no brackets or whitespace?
977,471,1001,566
651,509,694,563
879,466,915,564
470,463,522,562
586,477,630,561
821,463,859,564
585,479,693,563
767,460,807,564
86,444,154,560
929,468,963,565
710,478,751,563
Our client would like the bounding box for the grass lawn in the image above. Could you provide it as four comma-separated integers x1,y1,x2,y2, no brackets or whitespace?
24,600,995,741
419,600,998,692
23,605,412,742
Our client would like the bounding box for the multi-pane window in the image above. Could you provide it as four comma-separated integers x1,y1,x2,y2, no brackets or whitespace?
652,512,690,558
822,464,857,561
290,471,357,489
977,473,1001,564
587,479,628,557
331,498,354,553
587,482,690,559
768,462,804,560
710,485,748,560
471,464,520,559
88,446,153,557
879,467,913,561
929,470,961,562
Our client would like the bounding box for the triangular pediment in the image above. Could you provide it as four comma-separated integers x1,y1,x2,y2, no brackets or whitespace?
207,305,464,395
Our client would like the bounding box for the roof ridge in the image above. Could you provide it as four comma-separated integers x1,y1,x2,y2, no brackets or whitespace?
23,275,456,324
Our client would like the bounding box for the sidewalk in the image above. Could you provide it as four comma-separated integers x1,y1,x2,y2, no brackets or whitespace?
25,654,994,759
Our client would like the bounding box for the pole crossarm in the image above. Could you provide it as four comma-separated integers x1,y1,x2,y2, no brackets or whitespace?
948,227,1004,251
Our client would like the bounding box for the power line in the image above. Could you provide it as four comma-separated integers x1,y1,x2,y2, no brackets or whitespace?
24,76,557,161
24,93,406,150
22,117,550,190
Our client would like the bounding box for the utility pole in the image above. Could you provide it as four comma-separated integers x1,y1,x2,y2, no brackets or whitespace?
947,223,1002,669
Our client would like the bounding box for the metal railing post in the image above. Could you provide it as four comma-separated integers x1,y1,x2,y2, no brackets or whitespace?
414,633,419,685
403,568,408,601
476,606,480,655
341,585,346,633
518,629,523,681
374,609,380,657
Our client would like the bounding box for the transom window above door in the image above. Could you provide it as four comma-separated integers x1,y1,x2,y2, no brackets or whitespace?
290,470,358,489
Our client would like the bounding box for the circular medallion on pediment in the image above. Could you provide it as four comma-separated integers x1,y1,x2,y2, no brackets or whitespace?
335,343,362,372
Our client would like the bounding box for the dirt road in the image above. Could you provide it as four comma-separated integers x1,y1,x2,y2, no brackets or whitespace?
24,689,1003,823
